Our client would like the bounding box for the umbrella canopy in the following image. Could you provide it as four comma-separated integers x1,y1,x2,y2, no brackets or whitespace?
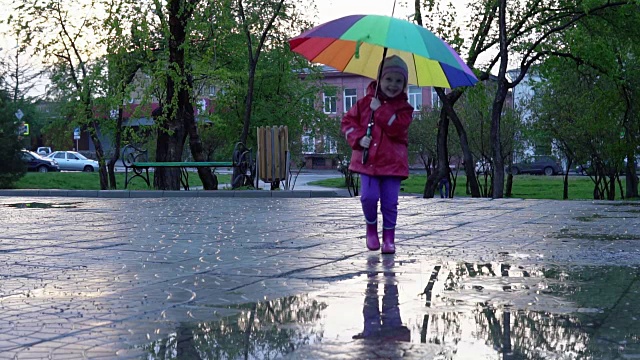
289,15,478,88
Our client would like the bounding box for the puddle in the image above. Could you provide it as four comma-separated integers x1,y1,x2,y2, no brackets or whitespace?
4,202,80,209
574,214,614,222
557,228,640,241
139,261,640,359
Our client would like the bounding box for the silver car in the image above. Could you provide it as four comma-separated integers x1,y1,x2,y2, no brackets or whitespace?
47,151,99,172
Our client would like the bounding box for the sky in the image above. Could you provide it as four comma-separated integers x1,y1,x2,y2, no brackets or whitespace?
313,0,415,24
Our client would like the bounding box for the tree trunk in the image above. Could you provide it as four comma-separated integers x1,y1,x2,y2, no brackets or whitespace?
608,174,616,200
622,85,638,198
504,152,513,197
441,89,481,197
424,109,449,198
175,325,198,358
626,167,639,199
617,174,625,200
235,65,257,185
414,1,481,198
86,117,108,190
563,158,572,200
240,65,256,145
625,148,639,197
107,107,124,189
186,118,218,190
505,174,513,197
154,0,194,190
491,0,508,199
93,137,109,190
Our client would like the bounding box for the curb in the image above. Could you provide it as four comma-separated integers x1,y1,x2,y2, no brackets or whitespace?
0,189,349,198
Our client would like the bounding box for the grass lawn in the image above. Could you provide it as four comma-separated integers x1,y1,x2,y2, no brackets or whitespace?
13,172,232,190
310,174,634,201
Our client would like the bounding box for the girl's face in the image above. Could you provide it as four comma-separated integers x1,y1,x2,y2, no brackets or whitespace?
379,72,405,98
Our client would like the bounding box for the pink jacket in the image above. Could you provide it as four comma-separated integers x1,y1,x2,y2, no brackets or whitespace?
341,81,414,179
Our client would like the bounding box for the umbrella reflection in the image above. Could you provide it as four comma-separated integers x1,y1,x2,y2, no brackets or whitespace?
353,255,411,342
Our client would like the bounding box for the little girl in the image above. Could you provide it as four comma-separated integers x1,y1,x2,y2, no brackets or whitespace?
341,55,414,254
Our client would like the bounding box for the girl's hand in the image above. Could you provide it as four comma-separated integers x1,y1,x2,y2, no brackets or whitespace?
370,98,381,111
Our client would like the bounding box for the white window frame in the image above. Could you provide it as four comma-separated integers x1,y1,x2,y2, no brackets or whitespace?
431,88,441,108
323,135,338,154
408,86,422,110
301,130,316,154
343,88,357,112
323,92,337,114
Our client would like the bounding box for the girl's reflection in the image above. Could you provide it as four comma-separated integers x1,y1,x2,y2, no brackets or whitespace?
353,256,410,341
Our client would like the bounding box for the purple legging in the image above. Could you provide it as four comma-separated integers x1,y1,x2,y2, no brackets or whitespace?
360,174,402,229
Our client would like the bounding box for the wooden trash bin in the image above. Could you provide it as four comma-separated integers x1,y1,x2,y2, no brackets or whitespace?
256,126,290,190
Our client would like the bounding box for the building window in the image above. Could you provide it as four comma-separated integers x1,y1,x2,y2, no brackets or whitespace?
208,85,216,97
408,86,422,110
344,88,357,112
323,91,337,114
431,88,441,108
323,135,338,154
302,131,315,154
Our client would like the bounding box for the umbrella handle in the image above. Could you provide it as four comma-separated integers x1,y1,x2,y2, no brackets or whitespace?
362,47,388,165
362,123,373,164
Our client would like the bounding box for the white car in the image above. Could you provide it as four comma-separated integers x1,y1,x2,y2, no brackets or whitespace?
47,151,99,172
37,147,52,156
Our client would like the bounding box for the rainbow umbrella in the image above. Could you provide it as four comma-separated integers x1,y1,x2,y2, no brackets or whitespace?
289,15,478,88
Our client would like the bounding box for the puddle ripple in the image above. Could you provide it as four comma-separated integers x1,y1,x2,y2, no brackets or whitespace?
141,261,640,359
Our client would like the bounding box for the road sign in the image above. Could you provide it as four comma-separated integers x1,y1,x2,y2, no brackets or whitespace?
15,109,24,120
19,123,29,136
73,127,81,140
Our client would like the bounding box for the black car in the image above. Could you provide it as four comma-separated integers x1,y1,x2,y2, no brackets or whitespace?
20,150,60,172
577,157,640,175
509,155,563,176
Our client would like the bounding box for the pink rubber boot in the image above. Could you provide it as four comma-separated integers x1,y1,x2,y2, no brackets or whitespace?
366,223,380,251
381,228,395,254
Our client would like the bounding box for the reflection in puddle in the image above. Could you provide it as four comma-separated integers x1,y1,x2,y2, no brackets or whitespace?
143,295,327,359
5,202,80,209
352,257,411,342
143,261,640,359
557,228,640,241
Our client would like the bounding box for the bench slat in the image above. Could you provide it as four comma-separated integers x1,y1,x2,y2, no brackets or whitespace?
132,162,234,167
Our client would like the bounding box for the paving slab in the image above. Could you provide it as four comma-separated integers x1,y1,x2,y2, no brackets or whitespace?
0,196,639,359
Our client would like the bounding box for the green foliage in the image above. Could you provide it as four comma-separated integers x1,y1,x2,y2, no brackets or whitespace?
13,172,232,190
187,1,327,160
310,174,632,200
408,107,439,171
0,93,27,188
529,3,640,199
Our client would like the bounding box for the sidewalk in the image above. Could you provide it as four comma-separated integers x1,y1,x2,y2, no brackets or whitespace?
1,196,639,359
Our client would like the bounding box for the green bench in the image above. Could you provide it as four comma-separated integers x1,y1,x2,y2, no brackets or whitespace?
121,143,255,190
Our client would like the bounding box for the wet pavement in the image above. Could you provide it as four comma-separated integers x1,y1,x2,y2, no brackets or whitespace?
1,196,639,359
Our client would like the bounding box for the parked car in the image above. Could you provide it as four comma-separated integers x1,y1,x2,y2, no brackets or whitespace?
576,162,591,175
36,147,53,156
577,156,640,175
20,150,60,172
47,151,99,172
509,155,563,176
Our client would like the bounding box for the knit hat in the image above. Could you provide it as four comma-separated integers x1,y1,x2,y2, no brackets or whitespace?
380,55,409,86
